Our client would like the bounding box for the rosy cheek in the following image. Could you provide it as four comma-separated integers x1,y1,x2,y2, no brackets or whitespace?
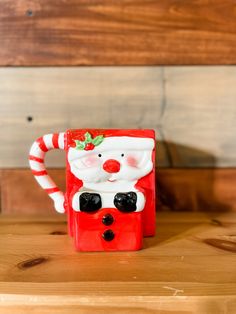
84,156,99,167
126,156,138,167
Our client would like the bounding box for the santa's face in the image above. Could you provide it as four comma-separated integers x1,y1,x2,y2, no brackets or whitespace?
67,136,154,187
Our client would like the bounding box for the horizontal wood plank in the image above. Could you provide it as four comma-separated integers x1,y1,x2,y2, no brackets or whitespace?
0,67,168,167
163,67,236,167
1,0,236,65
157,168,236,212
0,297,235,314
0,169,66,215
0,66,236,167
1,168,236,214
0,212,235,313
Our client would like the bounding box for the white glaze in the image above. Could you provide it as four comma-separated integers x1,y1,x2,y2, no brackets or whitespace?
29,133,154,214
68,136,154,160
69,136,154,212
29,141,45,159
43,134,53,149
51,191,65,214
29,132,66,214
68,138,154,185
58,132,65,149
29,159,44,171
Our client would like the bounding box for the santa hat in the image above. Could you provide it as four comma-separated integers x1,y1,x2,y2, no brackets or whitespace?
67,130,155,160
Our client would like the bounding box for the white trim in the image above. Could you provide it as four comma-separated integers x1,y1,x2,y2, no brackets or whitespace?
29,160,45,171
29,142,45,159
50,191,65,214
58,132,65,149
35,175,56,189
68,136,155,160
43,134,53,150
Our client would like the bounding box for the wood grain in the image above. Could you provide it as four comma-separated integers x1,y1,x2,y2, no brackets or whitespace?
1,168,236,214
0,297,235,314
157,168,236,212
1,0,236,65
0,67,168,167
1,66,236,168
0,169,66,215
163,67,236,167
0,212,235,313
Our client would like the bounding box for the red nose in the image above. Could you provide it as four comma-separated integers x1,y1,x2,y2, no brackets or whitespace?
103,159,120,173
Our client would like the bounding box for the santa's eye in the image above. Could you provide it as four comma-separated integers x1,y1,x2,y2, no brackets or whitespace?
121,153,124,157
98,154,102,157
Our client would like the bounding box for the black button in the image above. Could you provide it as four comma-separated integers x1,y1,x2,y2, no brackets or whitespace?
102,229,115,241
102,214,114,226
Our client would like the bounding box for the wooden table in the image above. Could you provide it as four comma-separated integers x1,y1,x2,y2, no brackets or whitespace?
0,212,235,313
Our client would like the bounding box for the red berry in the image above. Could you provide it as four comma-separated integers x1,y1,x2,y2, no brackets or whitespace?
84,143,95,150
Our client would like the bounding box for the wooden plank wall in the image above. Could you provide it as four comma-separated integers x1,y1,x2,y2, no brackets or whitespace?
0,66,235,168
0,0,236,65
1,66,236,213
2,169,236,215
0,1,236,214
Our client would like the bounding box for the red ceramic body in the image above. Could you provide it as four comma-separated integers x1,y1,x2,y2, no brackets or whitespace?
65,129,155,251
73,209,142,251
29,129,156,252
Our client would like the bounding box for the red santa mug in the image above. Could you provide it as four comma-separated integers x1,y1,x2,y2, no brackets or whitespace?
29,129,156,251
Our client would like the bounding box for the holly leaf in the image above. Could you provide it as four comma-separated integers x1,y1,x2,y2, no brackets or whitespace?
74,140,85,150
92,135,104,146
84,132,92,143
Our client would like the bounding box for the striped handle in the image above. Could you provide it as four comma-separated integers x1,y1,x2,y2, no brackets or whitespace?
29,133,66,213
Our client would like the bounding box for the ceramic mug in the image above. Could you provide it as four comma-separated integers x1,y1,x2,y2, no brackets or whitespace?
29,129,156,251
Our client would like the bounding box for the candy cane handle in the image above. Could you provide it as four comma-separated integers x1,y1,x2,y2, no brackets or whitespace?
29,133,66,214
